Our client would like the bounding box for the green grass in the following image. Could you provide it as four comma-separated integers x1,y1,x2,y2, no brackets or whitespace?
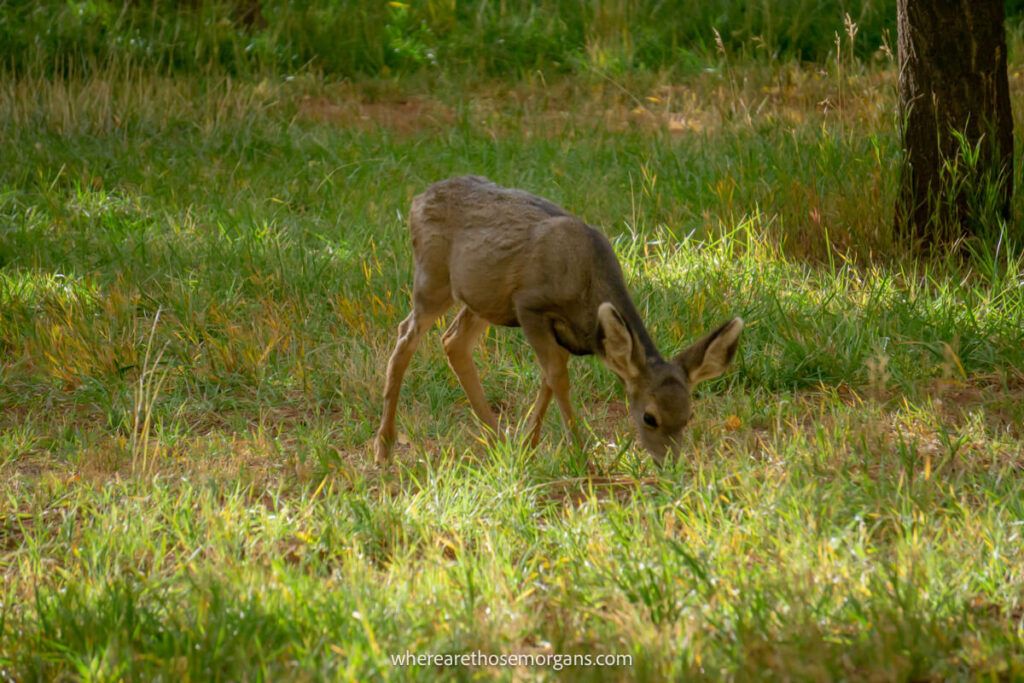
1,0,904,78
2,45,1024,681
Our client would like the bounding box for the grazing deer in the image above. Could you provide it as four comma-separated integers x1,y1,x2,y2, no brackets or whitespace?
375,176,743,463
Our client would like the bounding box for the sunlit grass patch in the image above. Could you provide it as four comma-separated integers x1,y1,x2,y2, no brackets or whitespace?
0,268,100,310
1,55,1024,679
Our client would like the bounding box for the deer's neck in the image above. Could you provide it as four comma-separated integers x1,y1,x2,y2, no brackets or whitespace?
609,292,661,361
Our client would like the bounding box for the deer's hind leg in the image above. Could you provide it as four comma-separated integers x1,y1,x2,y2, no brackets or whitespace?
375,284,452,463
442,306,499,436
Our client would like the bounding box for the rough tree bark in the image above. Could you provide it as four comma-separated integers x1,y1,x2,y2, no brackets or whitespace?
896,0,1014,246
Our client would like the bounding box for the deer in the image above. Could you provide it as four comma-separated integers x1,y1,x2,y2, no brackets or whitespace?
374,176,743,464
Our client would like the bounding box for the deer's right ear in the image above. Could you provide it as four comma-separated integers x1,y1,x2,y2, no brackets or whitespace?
597,303,645,381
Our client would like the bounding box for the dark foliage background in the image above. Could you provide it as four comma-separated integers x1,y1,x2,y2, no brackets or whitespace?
0,0,948,77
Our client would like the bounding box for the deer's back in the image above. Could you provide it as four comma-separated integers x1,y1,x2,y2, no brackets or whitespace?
410,177,630,352
410,176,569,244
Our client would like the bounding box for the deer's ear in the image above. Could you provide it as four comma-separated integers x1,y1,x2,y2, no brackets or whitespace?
675,318,744,385
597,303,646,381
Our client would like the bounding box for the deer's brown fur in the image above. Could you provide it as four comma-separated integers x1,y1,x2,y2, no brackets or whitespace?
375,176,743,462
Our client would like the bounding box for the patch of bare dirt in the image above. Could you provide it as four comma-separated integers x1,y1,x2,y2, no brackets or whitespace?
297,94,455,134
289,66,900,141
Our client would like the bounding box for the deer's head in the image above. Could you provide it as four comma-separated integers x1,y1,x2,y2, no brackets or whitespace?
597,303,743,462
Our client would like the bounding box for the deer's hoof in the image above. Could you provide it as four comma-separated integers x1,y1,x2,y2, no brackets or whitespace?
373,434,393,465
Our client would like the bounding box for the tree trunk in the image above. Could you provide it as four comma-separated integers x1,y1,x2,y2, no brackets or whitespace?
896,0,1014,247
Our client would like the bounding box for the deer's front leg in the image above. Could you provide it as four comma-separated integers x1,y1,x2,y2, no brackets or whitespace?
526,382,552,447
517,309,579,446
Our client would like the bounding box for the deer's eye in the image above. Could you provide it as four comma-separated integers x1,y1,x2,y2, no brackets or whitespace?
642,412,658,428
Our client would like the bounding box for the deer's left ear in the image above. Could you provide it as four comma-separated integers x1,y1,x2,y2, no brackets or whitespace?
674,318,744,385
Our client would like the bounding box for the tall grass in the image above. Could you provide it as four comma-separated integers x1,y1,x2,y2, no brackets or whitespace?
3,0,905,78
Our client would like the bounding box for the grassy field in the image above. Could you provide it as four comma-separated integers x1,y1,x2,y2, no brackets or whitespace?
1,0,901,76
3,10,1024,680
